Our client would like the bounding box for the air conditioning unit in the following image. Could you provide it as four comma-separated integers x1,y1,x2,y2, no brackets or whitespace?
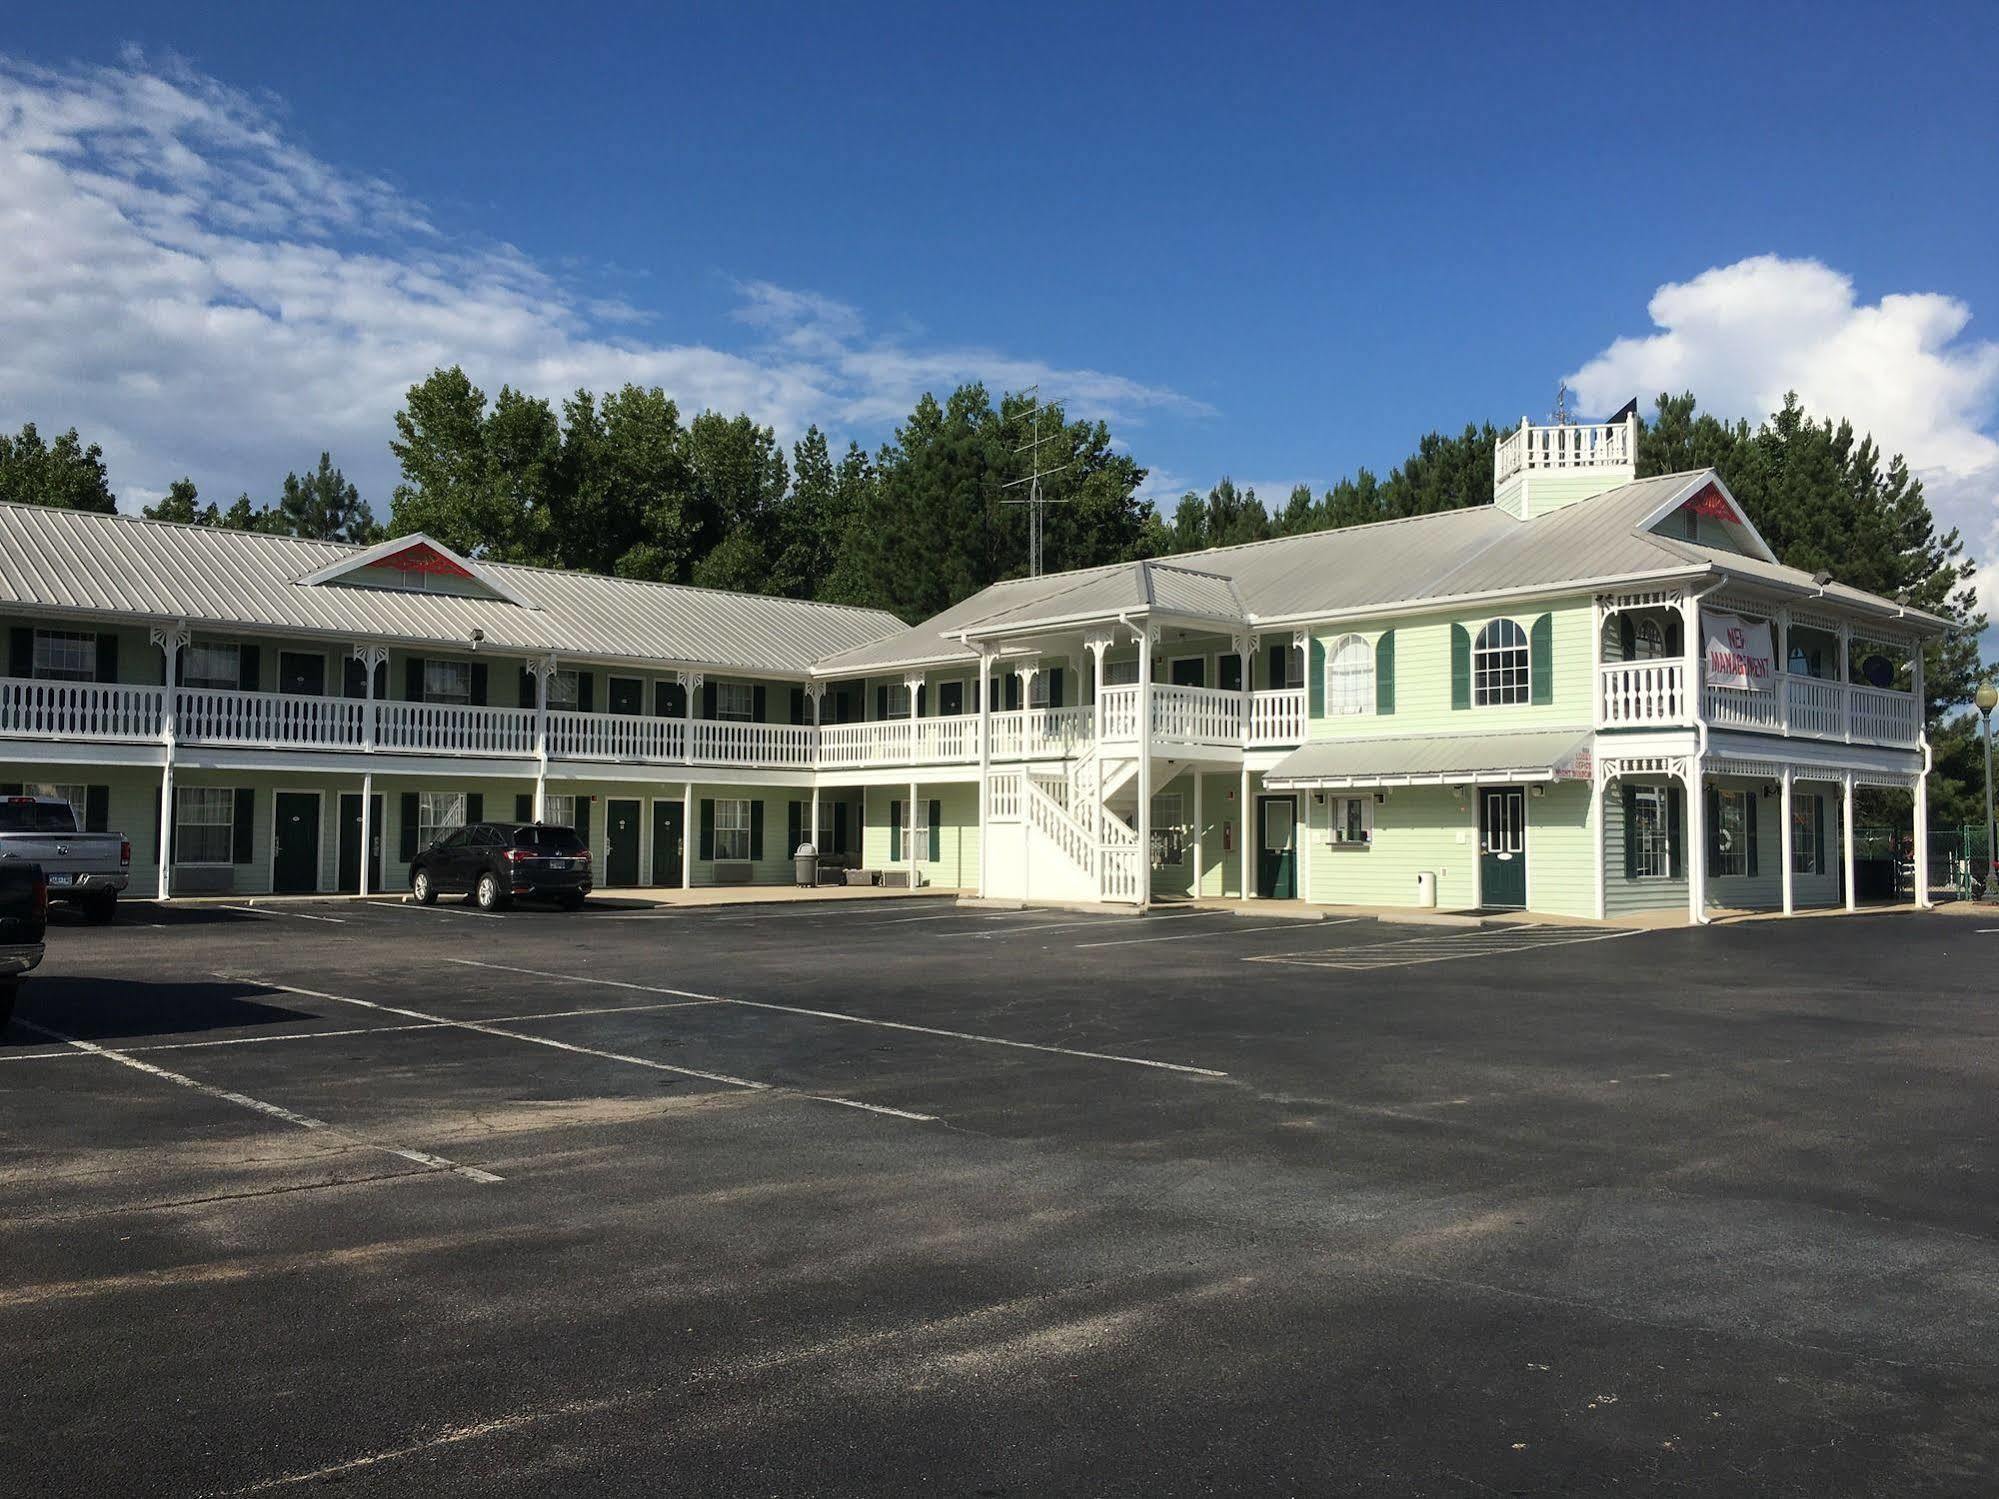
710,861,753,884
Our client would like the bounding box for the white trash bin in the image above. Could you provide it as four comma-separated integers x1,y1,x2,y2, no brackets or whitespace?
1415,871,1438,909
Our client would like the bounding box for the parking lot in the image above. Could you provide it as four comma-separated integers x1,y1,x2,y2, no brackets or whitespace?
3,898,1995,1495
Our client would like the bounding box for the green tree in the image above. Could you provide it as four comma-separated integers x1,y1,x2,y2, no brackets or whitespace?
278,452,377,543
0,422,117,512
143,478,203,524
388,368,524,555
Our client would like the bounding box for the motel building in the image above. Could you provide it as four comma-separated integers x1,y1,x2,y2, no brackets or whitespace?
0,415,1947,924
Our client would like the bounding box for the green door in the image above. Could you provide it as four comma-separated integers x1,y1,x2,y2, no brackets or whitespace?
1479,787,1527,908
650,800,684,888
606,799,642,886
273,792,320,894
1256,795,1297,899
336,793,382,893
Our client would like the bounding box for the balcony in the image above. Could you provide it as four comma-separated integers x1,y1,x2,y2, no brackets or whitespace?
1596,662,1921,749
1494,418,1636,486
0,677,1320,772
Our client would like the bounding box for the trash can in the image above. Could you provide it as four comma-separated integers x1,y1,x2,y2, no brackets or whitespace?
1415,871,1437,909
793,842,818,888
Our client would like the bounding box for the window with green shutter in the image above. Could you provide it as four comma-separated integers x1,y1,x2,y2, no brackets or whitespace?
1374,630,1395,714
1529,613,1553,705
1450,624,1471,710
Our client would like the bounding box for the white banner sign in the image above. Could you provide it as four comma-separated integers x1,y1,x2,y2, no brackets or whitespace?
1702,610,1775,691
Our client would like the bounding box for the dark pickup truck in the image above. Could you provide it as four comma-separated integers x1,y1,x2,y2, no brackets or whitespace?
0,860,49,1028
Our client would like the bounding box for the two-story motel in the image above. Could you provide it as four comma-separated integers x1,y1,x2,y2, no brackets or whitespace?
0,416,1947,924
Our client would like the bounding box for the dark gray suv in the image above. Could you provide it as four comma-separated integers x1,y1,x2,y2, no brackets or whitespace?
409,822,592,911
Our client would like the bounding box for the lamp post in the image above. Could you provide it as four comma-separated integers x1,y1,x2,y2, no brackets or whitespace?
1979,679,1998,899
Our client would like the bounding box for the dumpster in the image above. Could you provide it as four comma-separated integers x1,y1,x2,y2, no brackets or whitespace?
793,841,818,888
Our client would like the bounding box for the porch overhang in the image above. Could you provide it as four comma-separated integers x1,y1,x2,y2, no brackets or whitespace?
1262,729,1594,791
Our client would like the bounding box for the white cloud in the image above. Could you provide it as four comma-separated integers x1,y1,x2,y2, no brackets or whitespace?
0,51,1202,514
1566,254,1999,607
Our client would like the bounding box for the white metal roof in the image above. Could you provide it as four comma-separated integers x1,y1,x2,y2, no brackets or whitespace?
0,502,905,677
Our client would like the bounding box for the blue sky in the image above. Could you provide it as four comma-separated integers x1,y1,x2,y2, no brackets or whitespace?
3,1,1996,569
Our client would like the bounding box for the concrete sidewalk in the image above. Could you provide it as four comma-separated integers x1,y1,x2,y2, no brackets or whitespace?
155,884,965,913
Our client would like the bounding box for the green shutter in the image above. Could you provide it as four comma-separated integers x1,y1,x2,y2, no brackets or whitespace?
1307,635,1325,718
577,672,595,713
466,793,483,825
698,799,715,860
889,799,902,862
576,798,591,849
469,664,488,706
1667,785,1683,878
238,644,260,692
1622,785,1637,879
232,787,255,864
752,684,768,722
84,785,110,833
515,793,533,822
1617,616,1635,661
400,792,419,860
95,633,119,684
833,801,849,855
1706,788,1721,868
1375,631,1395,715
1529,613,1553,705
1813,794,1825,874
788,800,802,854
928,799,941,863
749,800,765,861
1450,624,1471,710
1048,667,1064,707
1746,792,1759,877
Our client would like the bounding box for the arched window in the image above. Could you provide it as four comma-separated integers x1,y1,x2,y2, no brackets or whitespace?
1632,619,1667,660
1473,618,1530,706
1325,634,1372,715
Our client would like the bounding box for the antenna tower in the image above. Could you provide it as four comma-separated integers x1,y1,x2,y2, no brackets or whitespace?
1001,385,1071,577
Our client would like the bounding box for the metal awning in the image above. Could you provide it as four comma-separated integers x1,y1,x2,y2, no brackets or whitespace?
1262,730,1594,790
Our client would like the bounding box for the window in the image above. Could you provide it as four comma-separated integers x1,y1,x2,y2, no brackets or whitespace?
183,642,241,690
1632,620,1668,660
882,683,912,719
424,660,471,704
1472,619,1531,707
714,798,752,861
1149,793,1184,868
1328,796,1373,846
545,670,579,709
417,790,466,848
27,783,86,822
1028,672,1053,708
542,793,577,829
32,629,95,682
175,787,235,865
714,682,755,722
1325,635,1372,716
1713,789,1749,877
1629,787,1670,879
1791,793,1820,874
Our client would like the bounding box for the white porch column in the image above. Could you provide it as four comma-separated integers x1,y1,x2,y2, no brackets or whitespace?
149,623,188,901
1775,607,1792,733
1912,641,1931,910
1842,771,1857,911
678,670,702,766
1136,624,1154,910
976,648,993,898
1589,767,1607,920
1085,633,1111,902
358,770,375,898
904,672,926,765
908,777,920,889
1680,588,1704,727
1589,595,1605,729
1240,765,1253,902
1685,757,1707,925
1779,766,1795,915
1838,622,1853,742
1193,769,1205,902
681,781,694,888
352,644,387,751
531,654,554,819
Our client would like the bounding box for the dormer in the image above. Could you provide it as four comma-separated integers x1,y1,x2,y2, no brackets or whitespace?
1493,410,1639,519
292,533,538,608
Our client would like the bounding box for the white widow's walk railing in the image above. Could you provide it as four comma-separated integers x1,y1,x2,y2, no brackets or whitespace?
1494,416,1637,485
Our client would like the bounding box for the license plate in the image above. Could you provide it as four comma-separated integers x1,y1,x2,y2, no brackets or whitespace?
47,873,74,888
548,860,569,871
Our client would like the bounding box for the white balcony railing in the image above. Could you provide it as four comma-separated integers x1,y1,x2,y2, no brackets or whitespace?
1495,417,1637,486
547,710,684,763
1151,683,1241,746
377,700,537,757
1247,688,1305,746
175,686,366,749
0,678,166,741
1596,663,1919,748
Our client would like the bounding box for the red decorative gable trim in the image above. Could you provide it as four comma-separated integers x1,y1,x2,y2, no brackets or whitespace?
369,541,475,579
1681,482,1736,522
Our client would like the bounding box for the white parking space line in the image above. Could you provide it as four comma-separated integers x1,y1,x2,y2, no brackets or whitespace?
232,978,937,1124
12,1018,503,1183
447,957,1230,1078
1248,926,1635,971
1076,918,1364,950
217,905,347,924
0,1000,723,1064
365,900,502,921
939,909,1231,939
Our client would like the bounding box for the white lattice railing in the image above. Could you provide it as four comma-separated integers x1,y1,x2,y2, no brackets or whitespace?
1597,662,1687,727
0,678,166,741
1151,683,1240,745
546,710,684,763
176,686,365,748
1246,688,1305,745
376,700,538,756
